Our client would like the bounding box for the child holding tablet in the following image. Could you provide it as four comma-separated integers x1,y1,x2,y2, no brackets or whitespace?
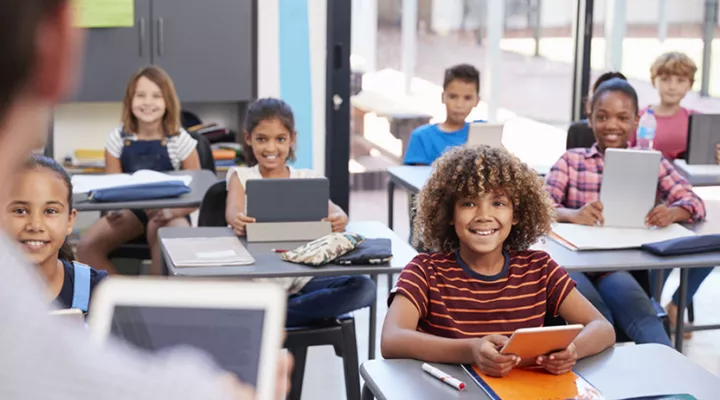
381,145,615,378
544,78,706,344
225,98,375,327
6,156,107,313
76,66,201,276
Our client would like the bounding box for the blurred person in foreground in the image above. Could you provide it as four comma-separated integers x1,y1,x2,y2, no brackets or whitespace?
0,1,290,398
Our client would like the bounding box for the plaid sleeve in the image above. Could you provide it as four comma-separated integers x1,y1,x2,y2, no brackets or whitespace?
544,153,571,208
388,254,431,318
657,159,706,222
545,256,577,316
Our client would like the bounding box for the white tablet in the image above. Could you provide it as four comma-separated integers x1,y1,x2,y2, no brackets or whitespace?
600,148,661,228
87,277,286,400
466,122,505,148
500,324,583,361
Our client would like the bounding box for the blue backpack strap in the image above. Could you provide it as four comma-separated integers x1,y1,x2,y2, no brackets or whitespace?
71,262,92,313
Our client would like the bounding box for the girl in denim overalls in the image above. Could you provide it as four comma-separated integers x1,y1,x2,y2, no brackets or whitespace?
76,66,201,276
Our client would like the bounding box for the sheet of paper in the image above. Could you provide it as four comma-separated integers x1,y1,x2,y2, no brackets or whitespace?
73,0,134,28
71,170,192,194
164,237,255,267
550,223,695,251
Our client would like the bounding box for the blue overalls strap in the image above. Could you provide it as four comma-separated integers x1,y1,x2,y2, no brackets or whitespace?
71,262,92,313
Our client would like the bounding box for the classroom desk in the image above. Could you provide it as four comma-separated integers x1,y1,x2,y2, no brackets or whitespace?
359,344,720,400
673,159,720,187
158,221,418,360
533,219,720,351
73,169,218,212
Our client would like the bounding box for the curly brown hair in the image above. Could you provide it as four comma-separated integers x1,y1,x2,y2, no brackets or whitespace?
413,145,555,252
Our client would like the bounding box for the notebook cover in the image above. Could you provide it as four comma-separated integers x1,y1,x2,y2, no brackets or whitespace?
461,364,603,400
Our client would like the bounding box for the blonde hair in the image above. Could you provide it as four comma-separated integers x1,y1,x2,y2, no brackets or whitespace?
121,66,181,136
650,52,697,83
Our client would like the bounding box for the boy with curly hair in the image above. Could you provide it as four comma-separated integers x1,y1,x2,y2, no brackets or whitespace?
382,146,615,378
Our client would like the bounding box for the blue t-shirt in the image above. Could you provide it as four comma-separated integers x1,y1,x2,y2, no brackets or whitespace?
54,260,108,310
403,121,484,165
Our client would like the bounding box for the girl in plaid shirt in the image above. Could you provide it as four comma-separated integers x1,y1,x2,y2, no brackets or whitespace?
545,78,706,345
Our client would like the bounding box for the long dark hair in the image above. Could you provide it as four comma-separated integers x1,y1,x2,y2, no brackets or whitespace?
243,98,297,166
24,155,75,262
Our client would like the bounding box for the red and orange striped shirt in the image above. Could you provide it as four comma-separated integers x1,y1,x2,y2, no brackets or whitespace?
390,250,576,338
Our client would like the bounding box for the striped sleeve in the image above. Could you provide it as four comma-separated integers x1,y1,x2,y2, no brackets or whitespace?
105,127,124,158
173,129,198,161
545,256,576,316
389,254,431,318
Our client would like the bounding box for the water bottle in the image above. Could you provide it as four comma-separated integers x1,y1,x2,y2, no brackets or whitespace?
636,109,656,150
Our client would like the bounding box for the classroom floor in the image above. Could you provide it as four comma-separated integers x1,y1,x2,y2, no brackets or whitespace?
296,189,720,400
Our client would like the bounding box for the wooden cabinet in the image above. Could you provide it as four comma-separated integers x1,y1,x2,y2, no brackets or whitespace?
74,0,255,102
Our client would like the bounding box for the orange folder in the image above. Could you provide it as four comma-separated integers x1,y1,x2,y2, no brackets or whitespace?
462,364,603,400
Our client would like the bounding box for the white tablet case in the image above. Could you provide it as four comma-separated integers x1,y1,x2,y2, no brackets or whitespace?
466,123,504,148
600,148,661,228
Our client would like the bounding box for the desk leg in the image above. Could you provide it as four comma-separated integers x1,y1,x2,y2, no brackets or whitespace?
361,384,375,400
386,181,396,300
369,274,379,360
387,180,395,230
674,268,689,351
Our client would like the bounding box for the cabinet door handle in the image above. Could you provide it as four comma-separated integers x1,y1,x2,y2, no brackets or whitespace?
138,18,146,57
156,17,164,57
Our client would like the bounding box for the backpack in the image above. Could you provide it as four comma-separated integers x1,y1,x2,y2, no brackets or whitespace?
71,262,92,313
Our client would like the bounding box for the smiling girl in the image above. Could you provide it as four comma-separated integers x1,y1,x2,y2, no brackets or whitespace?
6,156,107,313
225,97,375,327
76,66,200,276
544,78,706,344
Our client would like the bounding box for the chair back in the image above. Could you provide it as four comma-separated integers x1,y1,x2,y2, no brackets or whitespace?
566,120,596,150
198,181,228,227
189,130,216,174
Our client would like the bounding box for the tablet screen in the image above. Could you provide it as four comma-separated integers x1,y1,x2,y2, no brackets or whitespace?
110,306,265,387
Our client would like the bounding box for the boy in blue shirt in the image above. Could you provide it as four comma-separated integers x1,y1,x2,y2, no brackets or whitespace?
404,64,481,165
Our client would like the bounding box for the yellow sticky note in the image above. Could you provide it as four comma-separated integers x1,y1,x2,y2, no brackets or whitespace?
73,0,134,28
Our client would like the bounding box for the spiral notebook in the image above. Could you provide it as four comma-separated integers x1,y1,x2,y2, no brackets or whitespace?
163,237,255,267
461,363,603,400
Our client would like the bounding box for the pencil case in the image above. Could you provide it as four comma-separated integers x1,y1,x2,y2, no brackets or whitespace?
641,234,720,256
88,181,190,202
335,238,393,265
281,232,365,266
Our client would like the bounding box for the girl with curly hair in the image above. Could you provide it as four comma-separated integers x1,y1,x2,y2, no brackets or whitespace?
381,145,615,378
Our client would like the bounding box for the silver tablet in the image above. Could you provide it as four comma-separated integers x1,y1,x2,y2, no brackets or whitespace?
686,114,720,165
600,148,661,228
87,278,286,400
246,178,329,223
466,122,505,148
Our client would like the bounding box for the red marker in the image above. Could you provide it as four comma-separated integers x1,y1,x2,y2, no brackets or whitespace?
422,363,466,391
271,249,289,253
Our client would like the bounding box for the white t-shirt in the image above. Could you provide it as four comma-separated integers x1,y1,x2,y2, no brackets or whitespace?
226,165,320,294
226,164,318,189
105,126,197,171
